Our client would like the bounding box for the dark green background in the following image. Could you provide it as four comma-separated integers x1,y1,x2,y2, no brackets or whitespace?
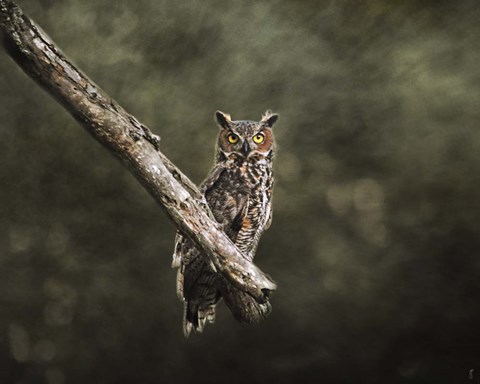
1,1,480,383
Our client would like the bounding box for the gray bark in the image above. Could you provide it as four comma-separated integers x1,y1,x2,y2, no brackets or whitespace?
0,0,276,302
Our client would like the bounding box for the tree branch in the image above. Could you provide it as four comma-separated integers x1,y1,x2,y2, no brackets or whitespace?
0,0,276,302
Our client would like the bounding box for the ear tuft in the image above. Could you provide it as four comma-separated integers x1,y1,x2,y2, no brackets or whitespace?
215,111,232,129
261,110,279,128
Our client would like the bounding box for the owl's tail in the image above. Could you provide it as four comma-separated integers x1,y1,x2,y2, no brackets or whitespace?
183,298,220,337
221,282,272,324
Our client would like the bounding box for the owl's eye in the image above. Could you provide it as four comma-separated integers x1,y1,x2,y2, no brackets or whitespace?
227,133,239,144
253,133,265,144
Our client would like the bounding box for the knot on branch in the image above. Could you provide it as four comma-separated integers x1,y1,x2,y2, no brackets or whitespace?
127,115,161,150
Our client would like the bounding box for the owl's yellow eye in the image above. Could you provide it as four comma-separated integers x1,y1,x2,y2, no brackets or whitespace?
227,133,239,144
253,133,265,144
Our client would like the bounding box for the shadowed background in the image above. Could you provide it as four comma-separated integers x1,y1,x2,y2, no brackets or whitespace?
1,1,480,383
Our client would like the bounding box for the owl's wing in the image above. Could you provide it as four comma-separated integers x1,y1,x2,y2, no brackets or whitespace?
172,231,187,268
172,231,191,299
264,202,273,230
172,163,228,300
201,162,248,236
202,163,250,241
172,163,226,267
199,162,227,195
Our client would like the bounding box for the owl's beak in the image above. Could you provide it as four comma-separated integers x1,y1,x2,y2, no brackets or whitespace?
241,141,250,156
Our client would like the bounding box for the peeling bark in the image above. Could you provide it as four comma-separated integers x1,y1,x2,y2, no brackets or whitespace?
0,0,276,302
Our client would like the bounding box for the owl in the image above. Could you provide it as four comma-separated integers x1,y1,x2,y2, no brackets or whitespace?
172,110,279,336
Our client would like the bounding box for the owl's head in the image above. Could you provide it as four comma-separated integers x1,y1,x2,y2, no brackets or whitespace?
214,110,279,161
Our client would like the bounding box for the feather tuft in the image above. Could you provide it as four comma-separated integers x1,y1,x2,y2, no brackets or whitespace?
260,110,279,127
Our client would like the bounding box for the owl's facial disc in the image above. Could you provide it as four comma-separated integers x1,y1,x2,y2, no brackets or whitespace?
217,117,276,160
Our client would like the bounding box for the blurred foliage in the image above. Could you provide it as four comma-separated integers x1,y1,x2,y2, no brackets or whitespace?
1,0,480,383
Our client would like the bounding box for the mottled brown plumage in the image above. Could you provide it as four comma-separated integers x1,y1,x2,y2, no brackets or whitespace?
172,110,278,336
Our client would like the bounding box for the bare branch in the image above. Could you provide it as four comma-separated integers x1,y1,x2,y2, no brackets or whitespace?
0,0,276,301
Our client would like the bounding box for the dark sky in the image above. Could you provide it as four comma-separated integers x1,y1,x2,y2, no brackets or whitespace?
1,1,480,383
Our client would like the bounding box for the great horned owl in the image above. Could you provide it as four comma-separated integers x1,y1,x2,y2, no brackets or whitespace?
172,110,279,336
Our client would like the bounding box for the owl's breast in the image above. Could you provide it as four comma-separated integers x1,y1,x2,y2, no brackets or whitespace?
216,161,272,257
204,158,272,240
